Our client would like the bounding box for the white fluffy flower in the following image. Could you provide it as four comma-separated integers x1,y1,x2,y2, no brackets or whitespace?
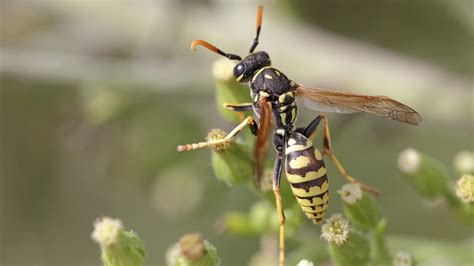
339,183,363,204
455,174,474,203
321,214,350,246
394,251,413,266
91,217,123,247
398,148,420,174
297,259,314,266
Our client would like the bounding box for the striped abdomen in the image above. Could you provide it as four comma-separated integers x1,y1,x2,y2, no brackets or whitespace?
285,132,329,224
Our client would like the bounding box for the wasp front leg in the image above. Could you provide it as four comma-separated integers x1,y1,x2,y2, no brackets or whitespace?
319,115,380,196
176,116,257,152
223,102,258,135
223,102,253,112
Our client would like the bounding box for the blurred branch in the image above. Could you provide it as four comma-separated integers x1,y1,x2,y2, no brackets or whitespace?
1,4,472,122
0,48,206,90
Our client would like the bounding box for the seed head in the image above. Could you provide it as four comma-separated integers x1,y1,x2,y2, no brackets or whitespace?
321,214,350,246
455,174,474,203
206,129,230,152
179,233,205,262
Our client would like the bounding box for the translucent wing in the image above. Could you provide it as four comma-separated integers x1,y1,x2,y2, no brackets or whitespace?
254,97,272,188
295,84,422,125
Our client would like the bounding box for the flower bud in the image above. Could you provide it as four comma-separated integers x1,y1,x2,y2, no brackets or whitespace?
398,148,450,198
339,183,381,230
166,233,219,266
455,174,474,203
297,259,315,266
394,251,413,266
91,217,146,266
453,151,474,175
212,59,252,123
322,214,370,266
208,129,254,185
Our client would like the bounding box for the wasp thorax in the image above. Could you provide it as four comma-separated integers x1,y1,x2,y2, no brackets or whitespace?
234,51,271,82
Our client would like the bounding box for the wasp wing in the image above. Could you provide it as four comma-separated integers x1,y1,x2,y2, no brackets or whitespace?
295,84,422,125
254,97,272,188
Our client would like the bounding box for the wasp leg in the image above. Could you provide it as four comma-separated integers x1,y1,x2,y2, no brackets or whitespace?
223,103,258,135
223,102,253,112
223,102,253,125
319,114,380,196
272,150,286,266
177,116,256,152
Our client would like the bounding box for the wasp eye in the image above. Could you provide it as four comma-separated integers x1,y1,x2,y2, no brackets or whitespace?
233,63,246,79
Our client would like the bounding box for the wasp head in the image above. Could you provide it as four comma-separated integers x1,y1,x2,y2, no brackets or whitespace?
234,52,271,82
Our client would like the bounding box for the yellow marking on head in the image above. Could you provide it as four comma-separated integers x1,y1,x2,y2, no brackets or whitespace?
236,74,244,82
291,180,329,197
275,70,280,76
314,149,323,160
285,141,312,155
264,74,273,79
259,91,270,97
296,192,329,206
289,156,311,169
301,203,328,213
287,138,297,146
252,66,272,82
286,167,326,183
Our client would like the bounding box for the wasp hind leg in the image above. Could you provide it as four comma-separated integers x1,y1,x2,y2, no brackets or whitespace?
176,116,257,151
320,115,380,196
272,150,286,266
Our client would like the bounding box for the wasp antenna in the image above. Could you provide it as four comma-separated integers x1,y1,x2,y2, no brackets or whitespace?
190,40,241,60
249,5,263,53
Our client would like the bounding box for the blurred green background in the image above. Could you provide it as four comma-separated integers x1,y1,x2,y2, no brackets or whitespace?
1,0,472,265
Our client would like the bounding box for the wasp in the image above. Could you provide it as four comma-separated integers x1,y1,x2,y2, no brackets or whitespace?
177,6,421,266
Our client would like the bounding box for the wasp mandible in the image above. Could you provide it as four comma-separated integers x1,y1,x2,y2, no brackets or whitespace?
177,6,421,266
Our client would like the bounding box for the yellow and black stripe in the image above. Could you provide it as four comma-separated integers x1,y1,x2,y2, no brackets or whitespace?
285,132,329,224
274,91,297,128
